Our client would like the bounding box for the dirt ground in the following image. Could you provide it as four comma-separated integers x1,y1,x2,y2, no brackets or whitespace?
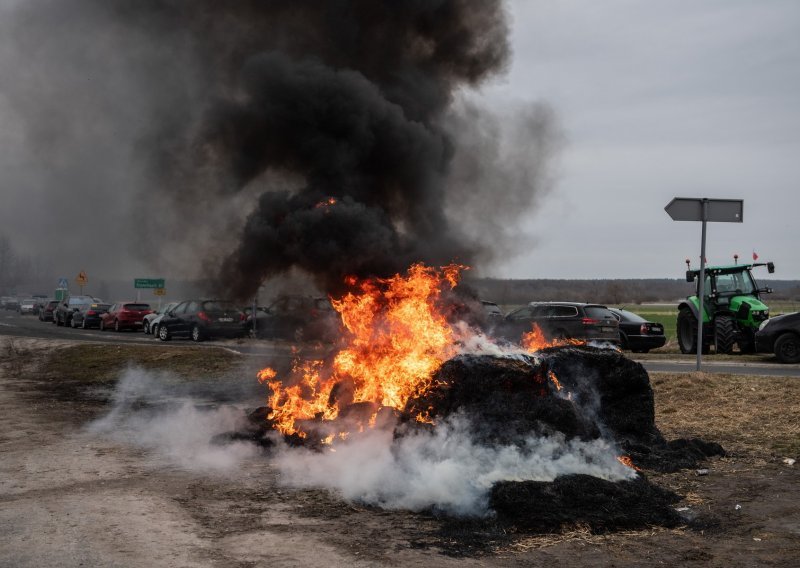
1,337,798,567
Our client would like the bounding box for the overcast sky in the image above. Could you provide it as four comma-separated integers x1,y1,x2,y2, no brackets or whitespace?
486,0,800,280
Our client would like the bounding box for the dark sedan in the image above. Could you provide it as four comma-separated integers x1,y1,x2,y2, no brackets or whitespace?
496,302,619,345
254,296,338,341
157,300,246,342
609,308,666,353
71,302,111,329
755,311,800,363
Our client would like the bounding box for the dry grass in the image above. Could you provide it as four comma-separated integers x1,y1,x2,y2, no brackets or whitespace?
498,523,687,552
651,371,800,457
38,343,240,382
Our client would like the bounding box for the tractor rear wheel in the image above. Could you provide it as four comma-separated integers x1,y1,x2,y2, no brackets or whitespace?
714,314,735,354
677,308,698,354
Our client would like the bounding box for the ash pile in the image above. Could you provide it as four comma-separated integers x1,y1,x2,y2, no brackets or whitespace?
234,346,723,532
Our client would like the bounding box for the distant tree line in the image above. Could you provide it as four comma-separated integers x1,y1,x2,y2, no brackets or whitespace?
465,277,800,306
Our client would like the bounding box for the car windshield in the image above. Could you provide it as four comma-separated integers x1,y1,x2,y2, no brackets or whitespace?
159,303,178,314
123,303,150,310
68,296,94,305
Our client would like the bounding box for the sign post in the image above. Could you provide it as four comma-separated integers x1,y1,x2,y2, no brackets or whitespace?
665,198,744,371
56,278,69,302
75,271,88,295
153,287,166,310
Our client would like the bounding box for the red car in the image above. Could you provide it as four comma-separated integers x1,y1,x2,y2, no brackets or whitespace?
100,302,153,331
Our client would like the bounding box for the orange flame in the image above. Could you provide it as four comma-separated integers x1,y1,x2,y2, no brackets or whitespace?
315,197,338,208
548,370,562,391
521,323,585,352
261,263,464,437
616,455,642,472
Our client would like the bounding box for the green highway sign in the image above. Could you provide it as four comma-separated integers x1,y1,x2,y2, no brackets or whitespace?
134,278,165,289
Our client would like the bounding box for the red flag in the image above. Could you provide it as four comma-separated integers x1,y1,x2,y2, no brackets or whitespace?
752,250,759,261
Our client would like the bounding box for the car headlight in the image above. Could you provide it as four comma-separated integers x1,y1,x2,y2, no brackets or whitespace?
758,319,770,331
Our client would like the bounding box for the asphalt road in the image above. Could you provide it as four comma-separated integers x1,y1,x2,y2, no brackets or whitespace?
638,359,800,377
0,310,294,358
2,310,799,376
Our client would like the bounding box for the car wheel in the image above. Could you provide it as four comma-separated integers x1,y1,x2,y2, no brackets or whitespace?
774,333,800,364
151,324,159,338
71,318,78,328
114,319,121,332
81,319,87,329
158,325,171,341
143,321,149,334
100,320,105,331
191,325,203,342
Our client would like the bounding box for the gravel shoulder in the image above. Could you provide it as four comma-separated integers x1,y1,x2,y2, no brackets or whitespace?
1,336,798,567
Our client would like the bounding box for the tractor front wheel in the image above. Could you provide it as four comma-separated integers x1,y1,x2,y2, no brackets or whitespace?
677,308,698,354
714,314,735,355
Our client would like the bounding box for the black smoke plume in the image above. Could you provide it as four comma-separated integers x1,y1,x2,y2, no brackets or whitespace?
1,2,558,297
181,1,512,297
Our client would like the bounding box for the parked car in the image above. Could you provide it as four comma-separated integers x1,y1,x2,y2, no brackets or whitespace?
71,302,111,329
156,300,246,342
253,296,338,341
3,297,20,311
99,302,153,331
755,311,800,363
38,300,59,322
608,308,666,353
18,298,39,315
496,302,620,345
54,295,103,327
143,302,180,335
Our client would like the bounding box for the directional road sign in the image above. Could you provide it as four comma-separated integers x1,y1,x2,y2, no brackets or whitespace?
134,278,165,289
665,198,743,223
57,278,69,289
665,197,745,372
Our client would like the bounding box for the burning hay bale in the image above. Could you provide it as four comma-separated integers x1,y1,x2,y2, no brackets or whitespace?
228,345,722,532
389,345,723,530
399,346,723,473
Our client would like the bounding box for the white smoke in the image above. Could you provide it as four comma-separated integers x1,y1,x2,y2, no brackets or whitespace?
273,412,636,517
88,367,258,472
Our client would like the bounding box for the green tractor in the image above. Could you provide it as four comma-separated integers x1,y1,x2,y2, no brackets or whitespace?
677,261,774,354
